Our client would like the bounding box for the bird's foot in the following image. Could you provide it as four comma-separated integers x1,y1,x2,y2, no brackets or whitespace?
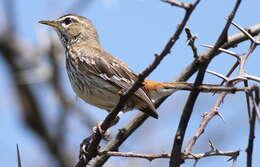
92,114,121,140
92,122,111,140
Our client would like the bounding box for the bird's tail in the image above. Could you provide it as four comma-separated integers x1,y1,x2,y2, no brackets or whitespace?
144,80,242,102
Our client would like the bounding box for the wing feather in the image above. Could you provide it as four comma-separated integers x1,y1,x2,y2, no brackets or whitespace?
71,46,157,117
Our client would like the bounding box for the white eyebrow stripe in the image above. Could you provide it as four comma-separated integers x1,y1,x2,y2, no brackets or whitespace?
58,15,84,24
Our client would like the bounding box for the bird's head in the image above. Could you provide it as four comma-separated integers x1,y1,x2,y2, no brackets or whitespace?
39,14,100,48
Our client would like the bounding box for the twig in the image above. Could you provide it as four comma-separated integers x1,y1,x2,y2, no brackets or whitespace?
16,144,22,167
175,23,260,83
185,32,259,156
244,80,252,118
184,92,228,153
219,61,240,86
156,82,246,93
88,112,150,167
246,86,259,167
98,149,240,161
170,64,207,166
185,28,198,58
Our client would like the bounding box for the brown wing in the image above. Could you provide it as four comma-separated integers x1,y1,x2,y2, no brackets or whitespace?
72,46,158,118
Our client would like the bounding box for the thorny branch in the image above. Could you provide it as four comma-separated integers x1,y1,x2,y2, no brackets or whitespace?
185,28,198,58
184,92,228,153
170,1,241,167
183,14,260,166
175,22,260,82
246,86,259,167
98,149,240,162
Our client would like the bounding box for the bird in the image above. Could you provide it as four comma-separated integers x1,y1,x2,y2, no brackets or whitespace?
38,14,220,120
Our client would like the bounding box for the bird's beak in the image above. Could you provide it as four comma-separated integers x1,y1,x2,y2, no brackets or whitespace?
39,20,59,28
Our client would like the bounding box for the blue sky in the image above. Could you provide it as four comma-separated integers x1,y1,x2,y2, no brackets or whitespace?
1,0,260,166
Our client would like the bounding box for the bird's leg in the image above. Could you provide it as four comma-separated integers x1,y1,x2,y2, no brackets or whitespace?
92,111,123,140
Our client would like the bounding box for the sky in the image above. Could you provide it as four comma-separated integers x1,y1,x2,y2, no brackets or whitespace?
1,0,260,167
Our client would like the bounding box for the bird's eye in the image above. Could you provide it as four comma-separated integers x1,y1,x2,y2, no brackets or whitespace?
63,18,72,25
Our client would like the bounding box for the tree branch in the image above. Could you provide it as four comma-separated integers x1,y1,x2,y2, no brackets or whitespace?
246,86,259,167
98,149,240,161
170,1,241,166
184,92,228,153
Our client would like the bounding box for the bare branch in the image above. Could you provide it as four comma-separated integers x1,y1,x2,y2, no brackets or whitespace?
244,81,252,118
246,74,260,83
219,61,240,86
16,144,22,167
246,86,259,167
98,149,240,161
185,28,198,58
185,92,228,153
170,1,241,166
175,23,260,83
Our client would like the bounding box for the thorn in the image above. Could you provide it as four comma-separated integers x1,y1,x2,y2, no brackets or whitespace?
16,144,22,167
216,112,226,123
208,140,217,151
193,159,199,167
206,70,229,81
154,53,160,57
227,156,233,162
201,112,208,118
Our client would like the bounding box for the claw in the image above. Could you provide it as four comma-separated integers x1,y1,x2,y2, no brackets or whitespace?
92,122,111,140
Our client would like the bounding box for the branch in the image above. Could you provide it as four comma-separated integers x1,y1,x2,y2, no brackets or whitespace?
184,92,228,153
246,86,259,167
98,150,240,161
164,83,246,93
170,1,241,166
175,22,260,82
16,145,22,167
185,28,198,58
